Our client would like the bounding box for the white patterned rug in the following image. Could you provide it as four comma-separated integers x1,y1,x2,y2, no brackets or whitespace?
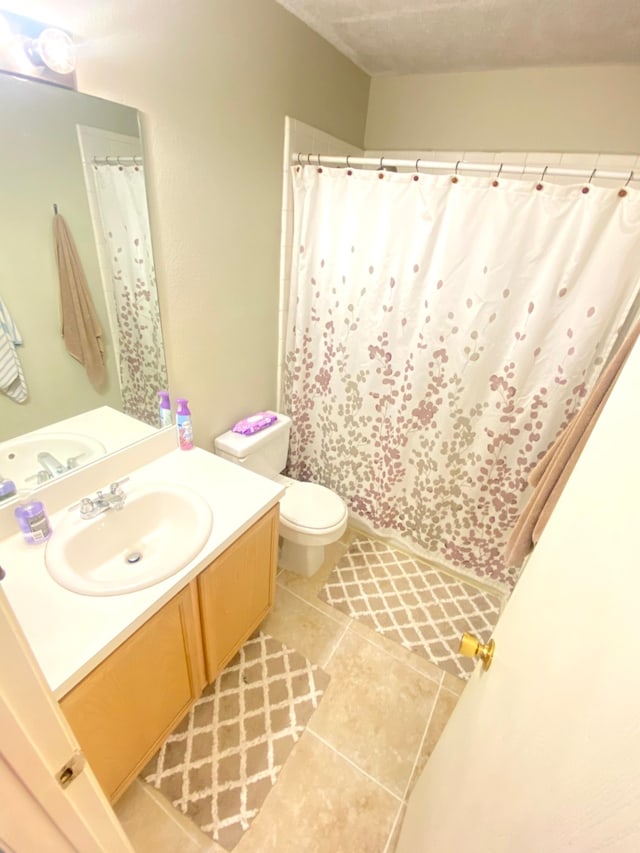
319,537,501,680
142,633,329,850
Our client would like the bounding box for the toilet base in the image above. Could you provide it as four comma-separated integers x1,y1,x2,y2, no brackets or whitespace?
279,537,326,577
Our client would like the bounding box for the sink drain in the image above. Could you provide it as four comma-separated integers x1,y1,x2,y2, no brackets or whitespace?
126,551,142,564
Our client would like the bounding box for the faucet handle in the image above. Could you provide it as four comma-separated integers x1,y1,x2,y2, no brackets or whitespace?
109,477,129,495
79,497,95,518
66,453,87,470
26,470,52,485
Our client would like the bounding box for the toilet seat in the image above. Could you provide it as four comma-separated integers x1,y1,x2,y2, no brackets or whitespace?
279,481,347,532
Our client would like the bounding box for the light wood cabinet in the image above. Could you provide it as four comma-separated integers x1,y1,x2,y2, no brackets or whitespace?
60,581,205,802
59,506,278,802
198,505,279,681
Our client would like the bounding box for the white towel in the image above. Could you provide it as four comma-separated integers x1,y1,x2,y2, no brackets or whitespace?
0,297,28,403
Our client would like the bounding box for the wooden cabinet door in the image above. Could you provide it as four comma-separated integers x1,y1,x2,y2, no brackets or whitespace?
60,581,205,802
198,506,279,682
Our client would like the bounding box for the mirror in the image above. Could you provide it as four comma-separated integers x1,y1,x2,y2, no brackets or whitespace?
0,73,168,477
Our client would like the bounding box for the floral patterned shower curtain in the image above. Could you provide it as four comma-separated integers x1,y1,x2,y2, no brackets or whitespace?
93,163,168,425
284,166,640,590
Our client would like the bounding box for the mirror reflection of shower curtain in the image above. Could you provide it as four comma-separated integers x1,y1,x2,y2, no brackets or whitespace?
284,166,640,592
92,163,168,425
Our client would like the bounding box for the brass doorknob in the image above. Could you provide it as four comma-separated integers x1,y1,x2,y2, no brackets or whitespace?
459,632,495,671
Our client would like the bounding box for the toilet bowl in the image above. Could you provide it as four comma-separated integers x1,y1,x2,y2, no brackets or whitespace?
276,476,348,576
214,414,348,577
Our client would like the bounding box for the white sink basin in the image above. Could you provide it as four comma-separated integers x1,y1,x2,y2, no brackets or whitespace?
0,432,106,489
45,483,213,596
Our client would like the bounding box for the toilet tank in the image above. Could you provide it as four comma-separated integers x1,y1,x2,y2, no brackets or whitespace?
214,412,291,477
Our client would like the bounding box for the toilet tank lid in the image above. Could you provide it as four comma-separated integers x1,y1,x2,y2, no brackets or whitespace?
214,411,291,457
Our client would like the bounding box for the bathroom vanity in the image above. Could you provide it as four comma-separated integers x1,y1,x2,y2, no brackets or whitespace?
61,506,278,801
0,430,284,803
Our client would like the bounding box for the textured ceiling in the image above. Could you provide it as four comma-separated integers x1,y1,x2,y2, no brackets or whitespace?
275,0,640,75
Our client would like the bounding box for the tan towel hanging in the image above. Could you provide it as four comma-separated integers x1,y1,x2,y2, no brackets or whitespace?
505,316,640,567
54,212,105,389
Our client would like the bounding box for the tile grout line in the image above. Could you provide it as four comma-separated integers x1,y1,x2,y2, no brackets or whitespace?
275,579,348,626
307,729,404,804
399,681,443,806
318,536,500,680
347,620,446,685
277,577,467,686
138,780,205,846
383,801,405,853
323,618,351,667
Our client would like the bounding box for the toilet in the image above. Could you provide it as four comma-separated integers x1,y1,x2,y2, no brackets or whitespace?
214,412,348,577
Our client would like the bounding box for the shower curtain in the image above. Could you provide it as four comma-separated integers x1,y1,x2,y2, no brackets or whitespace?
283,166,640,589
93,162,168,425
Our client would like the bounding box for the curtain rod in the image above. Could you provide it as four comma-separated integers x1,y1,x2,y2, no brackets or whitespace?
291,153,638,183
92,155,143,166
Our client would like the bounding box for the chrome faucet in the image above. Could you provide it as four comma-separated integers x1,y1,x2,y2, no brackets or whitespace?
79,480,128,519
37,451,67,477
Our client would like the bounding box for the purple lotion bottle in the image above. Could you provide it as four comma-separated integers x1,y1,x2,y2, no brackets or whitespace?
14,496,52,545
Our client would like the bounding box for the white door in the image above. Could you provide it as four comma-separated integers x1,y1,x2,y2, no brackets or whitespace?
397,338,640,853
0,587,133,852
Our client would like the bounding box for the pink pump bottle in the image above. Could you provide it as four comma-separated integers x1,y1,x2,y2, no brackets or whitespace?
176,398,194,450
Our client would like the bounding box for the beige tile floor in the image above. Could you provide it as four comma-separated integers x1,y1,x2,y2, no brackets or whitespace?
115,528,465,852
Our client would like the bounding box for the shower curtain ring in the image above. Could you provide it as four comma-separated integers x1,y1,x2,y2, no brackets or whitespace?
535,165,548,191
379,156,385,171
317,154,322,167
625,170,634,187
306,153,312,165
455,160,460,175
588,168,597,184
415,158,421,172
297,153,303,167
492,163,503,186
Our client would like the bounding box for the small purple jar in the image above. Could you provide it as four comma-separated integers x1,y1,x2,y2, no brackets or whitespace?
14,498,52,545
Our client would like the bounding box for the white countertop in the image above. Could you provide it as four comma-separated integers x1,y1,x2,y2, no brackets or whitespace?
0,445,284,699
1,405,158,455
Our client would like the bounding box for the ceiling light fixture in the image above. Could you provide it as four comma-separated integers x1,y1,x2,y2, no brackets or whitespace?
26,27,76,74
0,9,77,89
